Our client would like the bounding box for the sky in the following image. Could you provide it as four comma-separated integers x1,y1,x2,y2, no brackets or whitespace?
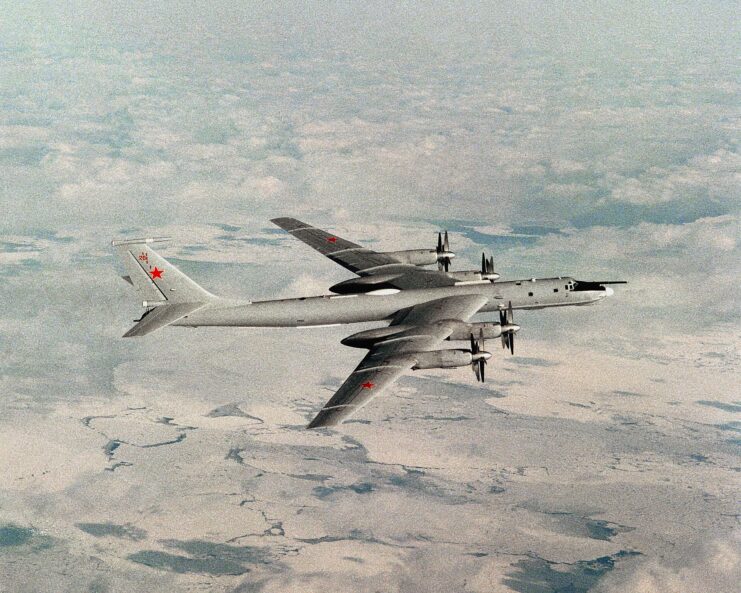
0,2,739,592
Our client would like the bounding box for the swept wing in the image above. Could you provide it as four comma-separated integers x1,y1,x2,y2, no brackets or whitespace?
271,217,459,289
307,294,489,428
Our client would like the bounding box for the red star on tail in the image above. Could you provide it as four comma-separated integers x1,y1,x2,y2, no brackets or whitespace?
150,267,163,279
361,381,374,389
327,236,337,243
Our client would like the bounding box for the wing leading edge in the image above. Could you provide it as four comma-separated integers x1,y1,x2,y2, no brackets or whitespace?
271,217,400,274
307,294,489,428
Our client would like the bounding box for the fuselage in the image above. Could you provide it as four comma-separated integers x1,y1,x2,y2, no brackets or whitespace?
174,277,611,329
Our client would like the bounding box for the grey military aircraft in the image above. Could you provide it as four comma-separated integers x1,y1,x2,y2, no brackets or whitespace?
113,218,625,428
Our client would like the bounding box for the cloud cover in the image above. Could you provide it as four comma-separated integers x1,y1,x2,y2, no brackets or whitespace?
0,2,739,592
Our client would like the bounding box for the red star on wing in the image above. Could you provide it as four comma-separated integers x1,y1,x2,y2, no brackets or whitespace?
361,381,374,389
150,267,163,279
327,236,337,243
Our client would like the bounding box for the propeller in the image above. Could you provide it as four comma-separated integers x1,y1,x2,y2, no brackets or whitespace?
436,231,454,272
470,328,490,382
481,253,495,276
499,301,519,355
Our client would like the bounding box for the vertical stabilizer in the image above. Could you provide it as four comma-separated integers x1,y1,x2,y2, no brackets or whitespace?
112,238,217,305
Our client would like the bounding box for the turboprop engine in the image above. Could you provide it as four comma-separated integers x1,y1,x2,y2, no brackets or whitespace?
382,249,439,266
341,321,499,349
448,253,499,282
412,348,490,370
341,316,521,350
447,321,504,341
382,231,455,269
413,332,492,382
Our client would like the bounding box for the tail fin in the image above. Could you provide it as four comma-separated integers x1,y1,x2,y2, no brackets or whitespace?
112,237,217,305
112,238,219,337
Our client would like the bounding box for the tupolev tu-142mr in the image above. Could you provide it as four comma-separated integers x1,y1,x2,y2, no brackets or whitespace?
112,218,625,428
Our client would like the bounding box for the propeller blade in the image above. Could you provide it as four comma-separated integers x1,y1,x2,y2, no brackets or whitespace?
437,231,443,253
488,256,494,274
509,333,514,355
500,307,507,348
479,359,486,382
481,253,486,274
470,333,477,354
444,259,450,272
473,361,481,382
443,230,449,252
479,327,485,351
506,301,514,325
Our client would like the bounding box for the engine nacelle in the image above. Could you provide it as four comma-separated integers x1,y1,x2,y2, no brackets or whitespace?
341,325,411,348
447,322,503,340
449,270,500,282
383,249,439,267
329,273,402,294
413,349,473,370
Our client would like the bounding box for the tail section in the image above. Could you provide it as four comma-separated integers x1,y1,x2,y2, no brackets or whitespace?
112,237,217,305
112,237,220,336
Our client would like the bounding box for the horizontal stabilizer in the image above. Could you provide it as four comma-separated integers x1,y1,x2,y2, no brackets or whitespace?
123,302,203,337
121,275,133,285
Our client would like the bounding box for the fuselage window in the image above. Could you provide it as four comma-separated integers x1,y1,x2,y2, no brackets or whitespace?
553,288,558,292
528,292,533,297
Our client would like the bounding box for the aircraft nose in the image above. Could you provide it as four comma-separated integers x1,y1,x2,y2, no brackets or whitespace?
604,286,614,297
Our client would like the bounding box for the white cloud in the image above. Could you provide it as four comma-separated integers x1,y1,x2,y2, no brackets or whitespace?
0,2,739,592
610,149,741,206
596,536,741,593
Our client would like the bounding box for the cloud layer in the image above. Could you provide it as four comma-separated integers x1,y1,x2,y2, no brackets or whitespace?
0,2,738,592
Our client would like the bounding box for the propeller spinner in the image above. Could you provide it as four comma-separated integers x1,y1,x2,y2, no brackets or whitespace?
436,231,455,272
499,301,520,355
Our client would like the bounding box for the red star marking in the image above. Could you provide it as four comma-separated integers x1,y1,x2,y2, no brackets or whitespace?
327,236,337,243
150,267,163,279
361,381,374,389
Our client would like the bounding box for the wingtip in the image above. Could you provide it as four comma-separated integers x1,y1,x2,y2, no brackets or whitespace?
306,414,341,429
306,419,336,430
270,217,309,231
